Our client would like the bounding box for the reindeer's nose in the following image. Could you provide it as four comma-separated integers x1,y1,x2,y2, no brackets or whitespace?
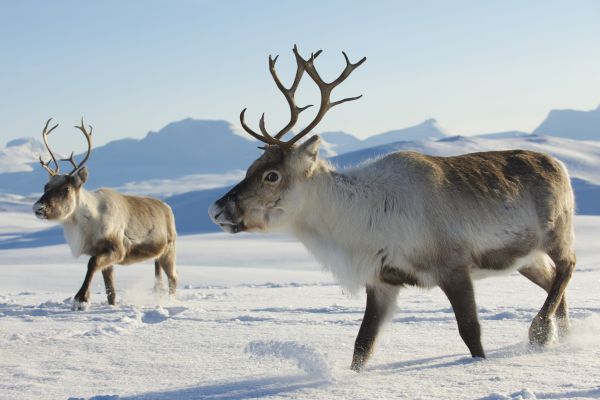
32,202,46,219
208,202,224,223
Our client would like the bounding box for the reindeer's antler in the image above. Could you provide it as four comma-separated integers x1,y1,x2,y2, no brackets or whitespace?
39,118,60,176
38,118,93,176
240,45,366,149
65,118,93,176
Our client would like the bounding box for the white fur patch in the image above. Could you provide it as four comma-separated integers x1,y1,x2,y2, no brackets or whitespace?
62,221,84,258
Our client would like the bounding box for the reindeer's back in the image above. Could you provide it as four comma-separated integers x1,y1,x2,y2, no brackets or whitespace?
380,150,572,211
371,150,574,250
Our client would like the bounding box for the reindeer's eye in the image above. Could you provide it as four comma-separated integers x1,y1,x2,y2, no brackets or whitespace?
264,171,280,183
61,186,70,194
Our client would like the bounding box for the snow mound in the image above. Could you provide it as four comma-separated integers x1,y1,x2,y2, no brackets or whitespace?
245,340,332,380
480,388,537,399
141,307,170,324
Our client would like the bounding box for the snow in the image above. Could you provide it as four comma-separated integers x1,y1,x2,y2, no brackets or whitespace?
1,212,599,399
0,137,47,174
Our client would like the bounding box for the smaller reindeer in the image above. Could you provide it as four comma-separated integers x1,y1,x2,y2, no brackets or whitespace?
33,119,177,310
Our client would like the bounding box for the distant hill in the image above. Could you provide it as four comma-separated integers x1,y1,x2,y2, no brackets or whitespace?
1,103,600,197
0,119,262,195
360,118,448,148
319,118,448,155
0,138,48,174
474,130,530,139
532,104,600,140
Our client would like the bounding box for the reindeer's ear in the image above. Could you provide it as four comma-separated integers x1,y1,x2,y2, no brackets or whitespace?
297,135,321,161
73,167,89,188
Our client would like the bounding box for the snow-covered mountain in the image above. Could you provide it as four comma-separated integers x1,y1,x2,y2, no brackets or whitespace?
320,118,448,156
361,118,449,147
474,130,530,139
0,119,262,195
532,104,600,140
0,138,48,174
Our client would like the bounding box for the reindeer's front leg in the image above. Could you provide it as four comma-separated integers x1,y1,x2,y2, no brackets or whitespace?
439,270,485,358
351,284,399,372
73,242,123,310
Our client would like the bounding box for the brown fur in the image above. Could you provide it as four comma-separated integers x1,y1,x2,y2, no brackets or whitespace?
34,169,178,309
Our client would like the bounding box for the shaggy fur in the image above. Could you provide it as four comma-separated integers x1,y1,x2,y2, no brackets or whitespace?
34,167,177,309
210,136,576,370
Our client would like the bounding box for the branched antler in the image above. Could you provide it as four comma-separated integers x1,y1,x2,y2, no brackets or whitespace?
67,118,93,176
240,45,366,148
39,118,60,176
38,118,93,176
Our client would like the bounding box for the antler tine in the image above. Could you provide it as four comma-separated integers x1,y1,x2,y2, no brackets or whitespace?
68,118,93,176
268,46,317,140
285,50,366,146
39,118,60,176
39,156,58,175
258,113,288,145
61,152,78,170
240,108,281,145
331,52,367,88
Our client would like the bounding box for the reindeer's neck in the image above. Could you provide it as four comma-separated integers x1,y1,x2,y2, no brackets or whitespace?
295,167,373,232
63,189,99,226
290,165,394,290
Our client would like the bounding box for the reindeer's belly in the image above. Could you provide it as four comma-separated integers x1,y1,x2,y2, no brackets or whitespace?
119,241,168,265
470,250,550,280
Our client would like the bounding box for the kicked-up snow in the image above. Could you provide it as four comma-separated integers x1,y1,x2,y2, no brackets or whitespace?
0,213,599,399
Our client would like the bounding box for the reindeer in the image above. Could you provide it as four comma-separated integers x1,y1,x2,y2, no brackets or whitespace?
209,46,576,371
33,119,178,310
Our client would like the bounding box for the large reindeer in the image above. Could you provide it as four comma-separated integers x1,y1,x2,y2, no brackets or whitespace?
209,46,576,371
33,119,178,310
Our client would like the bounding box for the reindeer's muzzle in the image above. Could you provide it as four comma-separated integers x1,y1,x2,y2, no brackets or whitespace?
32,202,48,219
209,194,245,234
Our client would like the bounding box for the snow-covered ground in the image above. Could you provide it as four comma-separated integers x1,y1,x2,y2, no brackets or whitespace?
1,212,599,400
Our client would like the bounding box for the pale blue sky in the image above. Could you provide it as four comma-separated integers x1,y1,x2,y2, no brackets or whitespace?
1,0,599,151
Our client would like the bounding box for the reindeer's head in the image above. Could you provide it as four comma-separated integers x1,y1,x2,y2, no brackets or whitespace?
209,46,365,233
33,119,93,221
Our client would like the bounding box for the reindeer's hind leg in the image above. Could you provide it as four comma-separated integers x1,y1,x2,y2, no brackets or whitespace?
351,284,399,372
153,260,164,293
157,243,177,296
528,248,575,345
102,265,116,305
519,260,569,336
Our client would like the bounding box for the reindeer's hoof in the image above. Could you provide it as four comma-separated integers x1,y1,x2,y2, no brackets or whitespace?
529,315,557,346
153,284,165,294
350,357,366,373
72,299,90,311
556,317,570,338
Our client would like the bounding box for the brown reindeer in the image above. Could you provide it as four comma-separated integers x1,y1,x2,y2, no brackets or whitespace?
33,119,178,310
209,46,576,370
